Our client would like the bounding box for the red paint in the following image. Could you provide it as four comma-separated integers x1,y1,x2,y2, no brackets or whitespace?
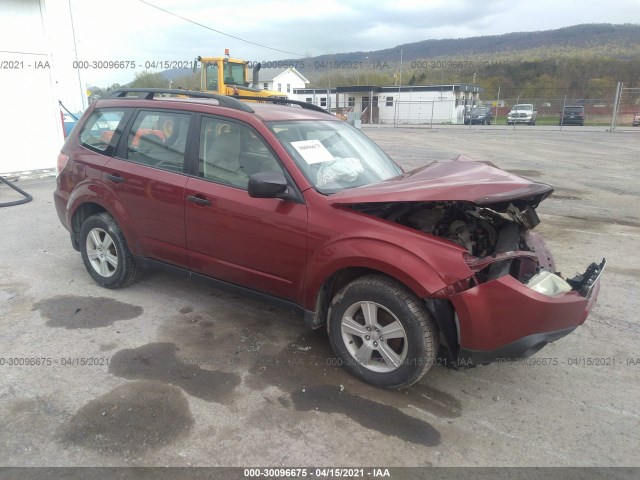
54,96,602,359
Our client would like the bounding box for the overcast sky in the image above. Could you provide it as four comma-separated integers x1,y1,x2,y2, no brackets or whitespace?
64,0,640,86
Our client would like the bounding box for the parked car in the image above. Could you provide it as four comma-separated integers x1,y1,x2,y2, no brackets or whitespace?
507,104,537,125
54,88,605,389
560,106,585,126
633,112,640,127
464,107,493,125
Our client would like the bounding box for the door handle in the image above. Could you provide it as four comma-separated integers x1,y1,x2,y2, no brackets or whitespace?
106,173,126,184
186,194,212,206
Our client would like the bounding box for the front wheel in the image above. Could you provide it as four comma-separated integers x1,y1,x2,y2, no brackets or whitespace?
79,212,140,288
327,275,438,389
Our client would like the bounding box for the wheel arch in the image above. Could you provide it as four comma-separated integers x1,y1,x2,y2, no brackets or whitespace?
303,249,447,330
304,237,454,315
70,202,107,250
67,184,139,254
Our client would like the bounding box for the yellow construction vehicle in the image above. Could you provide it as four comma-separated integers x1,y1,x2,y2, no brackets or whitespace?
195,50,286,99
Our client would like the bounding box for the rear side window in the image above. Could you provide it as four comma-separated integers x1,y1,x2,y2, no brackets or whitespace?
79,109,126,153
126,110,191,173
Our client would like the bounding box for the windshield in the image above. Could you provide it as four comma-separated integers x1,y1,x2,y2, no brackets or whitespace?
268,120,402,194
224,61,246,85
512,104,533,111
470,108,487,114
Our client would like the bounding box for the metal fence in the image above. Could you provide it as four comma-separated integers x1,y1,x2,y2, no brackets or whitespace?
611,84,640,129
329,84,640,126
370,94,640,128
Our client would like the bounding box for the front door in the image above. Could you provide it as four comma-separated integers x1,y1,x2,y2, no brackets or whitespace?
184,116,308,302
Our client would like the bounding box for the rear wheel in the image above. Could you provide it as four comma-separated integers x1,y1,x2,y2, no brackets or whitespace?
79,213,140,288
327,275,438,389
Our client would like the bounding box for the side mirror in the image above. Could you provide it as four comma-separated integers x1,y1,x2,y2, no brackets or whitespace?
248,172,289,199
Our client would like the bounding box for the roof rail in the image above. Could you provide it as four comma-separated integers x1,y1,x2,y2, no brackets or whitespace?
108,88,255,113
233,96,332,114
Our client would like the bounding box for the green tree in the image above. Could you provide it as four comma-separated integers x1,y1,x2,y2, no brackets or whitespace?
130,71,168,88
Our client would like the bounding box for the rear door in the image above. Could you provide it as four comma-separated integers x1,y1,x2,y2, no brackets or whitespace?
184,115,308,302
105,109,194,267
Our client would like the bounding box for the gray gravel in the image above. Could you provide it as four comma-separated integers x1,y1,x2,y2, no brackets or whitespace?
0,126,638,467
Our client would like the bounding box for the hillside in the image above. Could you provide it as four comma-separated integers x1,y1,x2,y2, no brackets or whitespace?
93,24,640,102
292,23,640,99
303,23,640,65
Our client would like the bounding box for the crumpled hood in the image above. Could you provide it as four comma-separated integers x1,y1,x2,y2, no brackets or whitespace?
328,155,553,206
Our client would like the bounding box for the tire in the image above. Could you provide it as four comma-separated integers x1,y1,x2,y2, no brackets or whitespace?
79,212,140,288
327,275,438,389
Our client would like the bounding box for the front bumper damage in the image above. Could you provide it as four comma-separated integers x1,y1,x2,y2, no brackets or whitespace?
448,259,605,365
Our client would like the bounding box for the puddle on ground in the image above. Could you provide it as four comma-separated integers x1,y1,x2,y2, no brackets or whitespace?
158,303,297,362
156,305,462,446
58,380,193,455
108,342,241,404
34,295,143,328
291,385,440,446
245,329,461,418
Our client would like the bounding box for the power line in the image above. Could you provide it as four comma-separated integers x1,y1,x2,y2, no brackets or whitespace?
0,50,47,56
137,0,305,57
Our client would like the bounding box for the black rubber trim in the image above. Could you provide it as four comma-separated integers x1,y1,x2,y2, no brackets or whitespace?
425,298,459,363
108,88,255,113
133,256,312,319
458,326,577,365
233,96,332,114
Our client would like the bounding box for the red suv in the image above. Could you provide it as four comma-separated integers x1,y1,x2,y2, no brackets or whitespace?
54,89,605,389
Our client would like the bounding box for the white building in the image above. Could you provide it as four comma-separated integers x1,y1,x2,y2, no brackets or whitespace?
0,0,85,174
292,84,483,125
256,67,309,95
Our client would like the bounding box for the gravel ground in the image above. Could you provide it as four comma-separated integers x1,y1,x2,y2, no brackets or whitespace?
0,126,638,469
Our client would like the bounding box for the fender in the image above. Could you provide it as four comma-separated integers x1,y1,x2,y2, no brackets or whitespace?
66,180,141,255
303,235,468,310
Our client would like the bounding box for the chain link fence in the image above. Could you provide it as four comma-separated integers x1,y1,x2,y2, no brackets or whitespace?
478,86,639,128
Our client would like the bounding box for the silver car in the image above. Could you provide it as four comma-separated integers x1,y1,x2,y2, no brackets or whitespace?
507,104,537,125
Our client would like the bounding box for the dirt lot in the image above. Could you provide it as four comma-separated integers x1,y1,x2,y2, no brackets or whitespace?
0,126,638,468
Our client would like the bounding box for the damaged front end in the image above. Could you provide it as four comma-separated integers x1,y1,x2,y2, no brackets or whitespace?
347,197,605,366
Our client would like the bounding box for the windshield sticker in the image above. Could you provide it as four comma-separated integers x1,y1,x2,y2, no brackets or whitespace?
291,140,335,164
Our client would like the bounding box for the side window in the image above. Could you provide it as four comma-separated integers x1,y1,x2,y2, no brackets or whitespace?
199,117,283,189
126,110,190,172
79,109,126,153
206,63,219,90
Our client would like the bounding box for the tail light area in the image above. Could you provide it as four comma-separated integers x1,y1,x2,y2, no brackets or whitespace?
56,153,70,177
